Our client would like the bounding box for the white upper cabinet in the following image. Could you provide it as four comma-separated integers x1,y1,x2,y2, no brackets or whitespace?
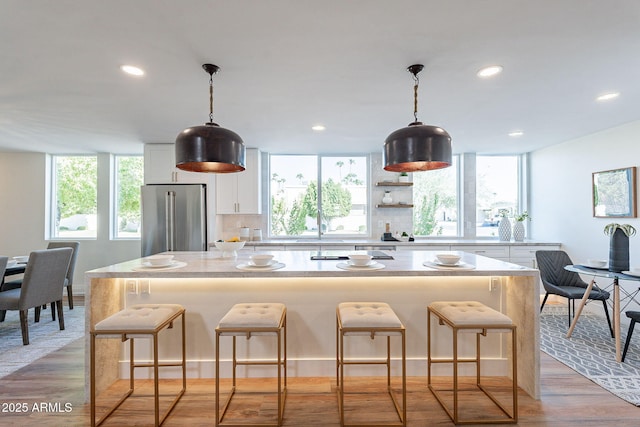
143,143,213,185
216,148,262,214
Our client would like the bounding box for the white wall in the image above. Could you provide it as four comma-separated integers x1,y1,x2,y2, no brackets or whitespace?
0,152,141,294
531,119,640,316
530,119,640,261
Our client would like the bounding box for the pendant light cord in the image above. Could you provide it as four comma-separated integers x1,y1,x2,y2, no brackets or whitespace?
208,73,214,123
412,72,419,123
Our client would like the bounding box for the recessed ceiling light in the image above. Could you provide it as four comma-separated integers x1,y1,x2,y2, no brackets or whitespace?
596,92,620,102
477,65,503,78
508,131,524,137
311,125,326,131
120,65,145,76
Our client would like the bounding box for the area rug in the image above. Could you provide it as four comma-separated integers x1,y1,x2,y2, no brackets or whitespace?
540,306,640,406
0,306,85,378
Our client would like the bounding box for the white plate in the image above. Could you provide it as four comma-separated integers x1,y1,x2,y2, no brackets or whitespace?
623,271,640,278
247,260,278,268
337,262,385,271
346,260,377,268
142,261,176,268
581,262,608,270
236,262,285,271
131,261,187,271
432,259,462,267
423,261,475,271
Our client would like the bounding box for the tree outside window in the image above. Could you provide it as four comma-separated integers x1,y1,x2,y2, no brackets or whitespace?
52,156,98,238
412,156,458,236
270,155,368,237
114,156,143,238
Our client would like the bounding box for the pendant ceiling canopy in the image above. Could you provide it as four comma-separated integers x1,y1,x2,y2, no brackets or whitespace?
175,64,246,173
383,64,452,172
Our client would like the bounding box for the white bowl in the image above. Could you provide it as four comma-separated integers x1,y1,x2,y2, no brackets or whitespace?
348,254,373,266
587,259,606,268
436,253,461,265
630,267,640,275
251,254,274,266
6,259,18,268
13,256,29,263
214,241,246,252
146,254,174,266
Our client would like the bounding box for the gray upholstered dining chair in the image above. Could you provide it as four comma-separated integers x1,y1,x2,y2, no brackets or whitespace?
2,241,79,320
0,256,7,281
46,241,80,310
536,250,613,337
0,247,72,345
622,311,640,362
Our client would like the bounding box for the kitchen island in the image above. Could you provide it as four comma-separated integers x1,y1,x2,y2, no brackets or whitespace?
85,250,540,400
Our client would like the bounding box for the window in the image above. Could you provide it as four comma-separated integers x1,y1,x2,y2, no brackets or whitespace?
475,155,520,237
113,155,143,239
412,156,459,236
50,155,98,238
270,155,369,238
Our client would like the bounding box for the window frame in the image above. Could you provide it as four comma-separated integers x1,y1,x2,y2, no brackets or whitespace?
268,153,371,239
111,154,143,240
473,153,528,239
411,154,461,238
48,154,98,240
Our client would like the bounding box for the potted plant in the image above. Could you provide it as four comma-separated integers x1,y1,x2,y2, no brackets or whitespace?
512,211,530,242
604,223,636,272
398,172,409,183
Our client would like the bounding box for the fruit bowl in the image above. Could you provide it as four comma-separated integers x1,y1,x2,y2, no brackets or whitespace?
214,241,245,258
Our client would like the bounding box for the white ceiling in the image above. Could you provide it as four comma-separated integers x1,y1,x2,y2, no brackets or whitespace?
1,0,640,156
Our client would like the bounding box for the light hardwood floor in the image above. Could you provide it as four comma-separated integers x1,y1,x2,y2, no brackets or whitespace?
1,337,639,426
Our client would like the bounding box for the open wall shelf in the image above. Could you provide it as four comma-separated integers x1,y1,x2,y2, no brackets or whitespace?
375,182,413,187
376,204,414,208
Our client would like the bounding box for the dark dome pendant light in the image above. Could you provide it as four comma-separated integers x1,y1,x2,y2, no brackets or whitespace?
175,63,246,173
383,64,452,172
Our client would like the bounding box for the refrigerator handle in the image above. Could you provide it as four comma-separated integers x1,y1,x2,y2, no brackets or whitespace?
165,191,176,251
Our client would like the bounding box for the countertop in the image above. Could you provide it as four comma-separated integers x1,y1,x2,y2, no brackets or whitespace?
86,250,537,279
242,239,560,247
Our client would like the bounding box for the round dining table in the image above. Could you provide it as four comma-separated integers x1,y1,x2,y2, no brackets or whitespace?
564,264,640,362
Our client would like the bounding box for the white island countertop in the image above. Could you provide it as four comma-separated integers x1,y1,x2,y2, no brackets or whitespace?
85,250,541,401
86,250,536,279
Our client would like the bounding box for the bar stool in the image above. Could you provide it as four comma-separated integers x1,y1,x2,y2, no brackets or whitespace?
336,302,406,427
427,301,517,425
215,303,287,427
90,304,186,427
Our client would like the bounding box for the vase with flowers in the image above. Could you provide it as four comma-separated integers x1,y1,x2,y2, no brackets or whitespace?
512,211,530,242
604,223,636,272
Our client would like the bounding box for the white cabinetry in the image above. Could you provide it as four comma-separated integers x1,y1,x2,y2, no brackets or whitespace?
216,148,261,214
509,245,560,268
144,143,214,185
450,245,510,262
396,244,451,252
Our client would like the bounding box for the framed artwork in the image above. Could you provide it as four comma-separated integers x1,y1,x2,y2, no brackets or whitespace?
592,166,637,218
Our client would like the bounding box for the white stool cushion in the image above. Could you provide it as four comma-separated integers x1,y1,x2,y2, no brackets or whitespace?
217,303,286,329
429,301,513,332
338,302,403,336
94,304,184,332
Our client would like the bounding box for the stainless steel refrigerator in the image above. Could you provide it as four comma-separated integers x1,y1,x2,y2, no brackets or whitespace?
141,184,207,256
